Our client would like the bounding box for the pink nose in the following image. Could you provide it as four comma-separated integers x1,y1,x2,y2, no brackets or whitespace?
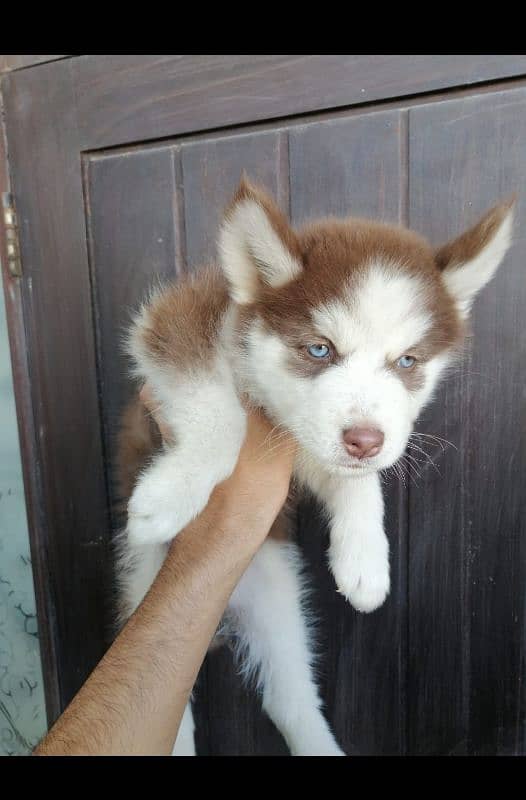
343,427,384,459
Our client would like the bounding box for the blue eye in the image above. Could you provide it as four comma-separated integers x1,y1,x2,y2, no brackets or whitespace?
398,355,416,369
307,344,330,359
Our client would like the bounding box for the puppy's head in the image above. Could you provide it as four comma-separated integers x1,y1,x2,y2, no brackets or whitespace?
219,178,514,475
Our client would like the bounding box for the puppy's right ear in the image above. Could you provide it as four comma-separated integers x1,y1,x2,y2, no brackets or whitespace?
218,177,302,304
435,198,515,317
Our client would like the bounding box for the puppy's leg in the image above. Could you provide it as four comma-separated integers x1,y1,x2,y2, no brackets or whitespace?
127,375,246,547
172,702,196,756
324,473,390,613
227,539,344,756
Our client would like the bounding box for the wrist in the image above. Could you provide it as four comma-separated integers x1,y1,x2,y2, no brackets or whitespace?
162,487,263,579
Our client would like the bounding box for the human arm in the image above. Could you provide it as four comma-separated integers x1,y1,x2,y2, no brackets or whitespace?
34,406,295,755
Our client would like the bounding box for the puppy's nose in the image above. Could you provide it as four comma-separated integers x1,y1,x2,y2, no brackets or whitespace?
343,427,384,459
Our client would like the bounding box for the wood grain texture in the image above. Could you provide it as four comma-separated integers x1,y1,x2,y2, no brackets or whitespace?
290,111,408,755
72,55,526,150
409,88,526,755
85,146,180,524
2,62,109,720
289,109,404,224
181,130,284,269
0,55,70,73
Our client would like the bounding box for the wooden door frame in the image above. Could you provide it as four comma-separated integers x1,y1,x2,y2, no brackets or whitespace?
1,54,526,725
0,55,72,73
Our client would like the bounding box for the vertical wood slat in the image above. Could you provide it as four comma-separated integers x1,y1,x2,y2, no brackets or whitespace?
180,129,288,755
2,62,109,717
181,131,283,269
84,146,180,520
289,110,408,755
408,88,526,755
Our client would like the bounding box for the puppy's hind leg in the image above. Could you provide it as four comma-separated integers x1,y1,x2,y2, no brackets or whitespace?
127,375,246,547
227,539,345,756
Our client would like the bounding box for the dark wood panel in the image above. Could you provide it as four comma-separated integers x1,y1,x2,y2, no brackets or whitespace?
181,130,284,268
2,61,109,720
409,88,526,755
85,146,180,521
73,55,526,150
289,109,405,224
290,110,407,755
0,55,70,73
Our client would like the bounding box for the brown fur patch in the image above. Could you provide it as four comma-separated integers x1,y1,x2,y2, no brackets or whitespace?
267,509,291,541
287,341,342,378
435,198,515,271
115,397,162,510
386,359,425,393
141,269,229,371
247,217,463,371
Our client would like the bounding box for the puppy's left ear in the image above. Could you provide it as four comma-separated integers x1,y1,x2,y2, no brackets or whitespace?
435,198,515,316
218,176,302,304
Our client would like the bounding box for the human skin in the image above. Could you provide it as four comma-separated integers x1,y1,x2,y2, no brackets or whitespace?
34,397,296,756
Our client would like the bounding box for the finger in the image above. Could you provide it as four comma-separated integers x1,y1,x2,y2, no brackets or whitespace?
139,384,174,444
139,383,155,412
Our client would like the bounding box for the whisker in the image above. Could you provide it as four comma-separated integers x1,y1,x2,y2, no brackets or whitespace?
254,444,298,465
391,460,407,488
406,442,441,475
399,456,420,486
259,429,291,451
256,437,295,459
405,448,427,465
411,432,458,452
403,454,424,481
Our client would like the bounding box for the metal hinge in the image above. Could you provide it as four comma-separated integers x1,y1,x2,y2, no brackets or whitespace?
2,192,22,277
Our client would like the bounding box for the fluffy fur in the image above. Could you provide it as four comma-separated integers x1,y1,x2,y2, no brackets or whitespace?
116,178,514,756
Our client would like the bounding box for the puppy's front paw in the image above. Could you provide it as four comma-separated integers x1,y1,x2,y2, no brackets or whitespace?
126,451,207,546
331,549,390,613
127,474,185,547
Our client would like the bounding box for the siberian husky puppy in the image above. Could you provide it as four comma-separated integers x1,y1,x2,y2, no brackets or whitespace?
116,179,513,756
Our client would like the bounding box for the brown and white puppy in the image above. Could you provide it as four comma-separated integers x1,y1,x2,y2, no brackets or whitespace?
117,179,513,756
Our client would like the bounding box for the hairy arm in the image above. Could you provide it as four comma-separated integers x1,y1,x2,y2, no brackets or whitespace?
35,408,295,756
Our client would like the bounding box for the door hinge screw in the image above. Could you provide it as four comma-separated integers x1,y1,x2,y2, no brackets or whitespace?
2,192,22,277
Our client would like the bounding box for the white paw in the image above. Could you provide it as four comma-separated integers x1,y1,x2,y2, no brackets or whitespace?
127,506,180,548
331,550,390,613
127,460,202,546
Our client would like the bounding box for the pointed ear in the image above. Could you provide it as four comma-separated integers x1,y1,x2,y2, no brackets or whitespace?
218,177,302,304
435,199,515,316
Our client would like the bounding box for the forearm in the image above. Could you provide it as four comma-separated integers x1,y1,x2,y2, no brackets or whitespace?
35,489,265,756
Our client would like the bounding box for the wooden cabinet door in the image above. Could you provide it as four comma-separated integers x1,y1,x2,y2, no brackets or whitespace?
1,56,525,755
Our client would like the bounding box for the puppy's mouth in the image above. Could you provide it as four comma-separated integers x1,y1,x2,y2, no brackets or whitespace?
332,455,379,473
333,446,402,474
